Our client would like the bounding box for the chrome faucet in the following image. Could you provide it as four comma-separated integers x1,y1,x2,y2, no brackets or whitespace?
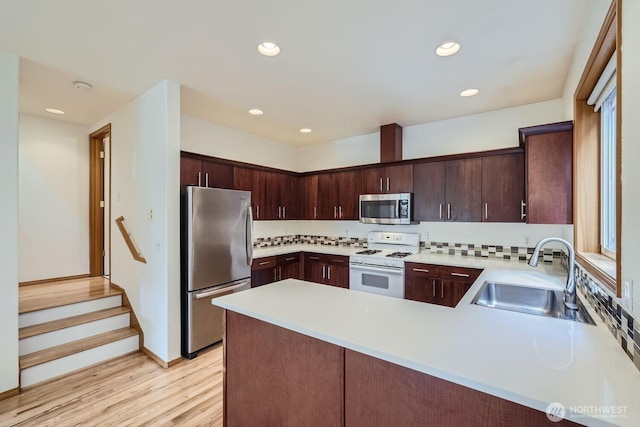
528,237,578,310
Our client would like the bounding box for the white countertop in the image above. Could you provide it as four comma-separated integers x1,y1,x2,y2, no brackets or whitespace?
221,247,640,426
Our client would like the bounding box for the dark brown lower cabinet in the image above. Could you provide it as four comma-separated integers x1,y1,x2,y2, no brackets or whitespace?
224,312,577,427
405,262,482,307
344,350,577,427
303,252,349,288
251,254,300,287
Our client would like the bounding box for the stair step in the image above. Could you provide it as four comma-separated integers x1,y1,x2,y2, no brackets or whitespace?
19,277,121,314
19,295,123,328
19,306,131,339
20,327,139,370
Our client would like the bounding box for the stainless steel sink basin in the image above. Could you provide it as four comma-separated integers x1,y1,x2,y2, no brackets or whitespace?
471,282,595,325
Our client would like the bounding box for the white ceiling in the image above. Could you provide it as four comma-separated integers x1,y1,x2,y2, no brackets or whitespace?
0,0,588,145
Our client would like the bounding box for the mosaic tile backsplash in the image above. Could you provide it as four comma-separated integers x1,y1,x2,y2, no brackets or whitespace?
575,264,640,372
253,235,562,263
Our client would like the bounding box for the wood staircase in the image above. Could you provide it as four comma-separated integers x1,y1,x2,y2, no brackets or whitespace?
18,277,140,388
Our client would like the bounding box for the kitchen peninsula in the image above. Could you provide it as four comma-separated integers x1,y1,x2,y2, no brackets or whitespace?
215,267,640,426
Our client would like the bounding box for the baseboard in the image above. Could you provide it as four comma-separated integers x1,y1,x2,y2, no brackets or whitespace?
0,386,20,401
19,274,91,287
143,347,183,369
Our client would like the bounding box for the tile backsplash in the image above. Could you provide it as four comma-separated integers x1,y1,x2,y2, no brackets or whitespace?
575,264,640,372
254,234,561,263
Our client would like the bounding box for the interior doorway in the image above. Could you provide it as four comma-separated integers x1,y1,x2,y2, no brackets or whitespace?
89,124,111,278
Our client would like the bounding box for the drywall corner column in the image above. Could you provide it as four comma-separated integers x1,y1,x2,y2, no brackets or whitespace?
90,80,181,364
621,0,640,318
0,51,19,393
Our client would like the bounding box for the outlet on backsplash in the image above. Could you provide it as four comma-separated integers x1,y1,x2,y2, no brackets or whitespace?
424,232,430,243
623,279,634,310
524,235,532,246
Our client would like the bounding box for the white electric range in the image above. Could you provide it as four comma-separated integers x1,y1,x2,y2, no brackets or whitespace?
349,231,420,299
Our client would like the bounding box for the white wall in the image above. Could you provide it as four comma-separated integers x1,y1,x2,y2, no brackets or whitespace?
91,80,181,363
181,114,299,171
18,114,89,282
0,51,20,394
561,0,613,119
621,0,640,317
296,99,564,171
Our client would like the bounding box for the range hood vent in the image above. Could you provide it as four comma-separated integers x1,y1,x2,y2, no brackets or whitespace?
380,123,403,163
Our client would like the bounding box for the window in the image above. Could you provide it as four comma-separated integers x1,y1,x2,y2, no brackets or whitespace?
600,85,616,257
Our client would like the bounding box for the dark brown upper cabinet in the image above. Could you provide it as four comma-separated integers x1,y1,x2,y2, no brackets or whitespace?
481,153,525,222
259,171,298,220
413,159,482,222
362,164,413,194
299,175,319,220
317,171,361,220
180,156,233,189
520,122,573,224
233,166,260,219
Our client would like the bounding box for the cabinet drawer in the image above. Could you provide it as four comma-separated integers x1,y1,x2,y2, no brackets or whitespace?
326,255,349,266
439,266,482,282
277,253,300,265
405,262,440,278
252,256,277,271
304,252,325,262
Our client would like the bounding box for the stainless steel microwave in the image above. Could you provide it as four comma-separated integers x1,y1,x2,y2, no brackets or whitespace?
359,193,416,225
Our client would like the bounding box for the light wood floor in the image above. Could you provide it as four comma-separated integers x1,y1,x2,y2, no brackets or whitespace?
19,277,118,314
0,344,223,426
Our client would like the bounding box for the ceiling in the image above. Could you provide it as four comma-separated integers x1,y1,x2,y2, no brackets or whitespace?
0,0,588,146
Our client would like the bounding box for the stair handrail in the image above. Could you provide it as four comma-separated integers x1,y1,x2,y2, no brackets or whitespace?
115,216,147,264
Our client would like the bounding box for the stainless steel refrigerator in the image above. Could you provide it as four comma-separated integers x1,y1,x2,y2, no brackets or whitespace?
182,186,253,358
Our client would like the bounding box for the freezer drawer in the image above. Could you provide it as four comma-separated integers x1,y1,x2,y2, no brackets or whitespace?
184,278,250,358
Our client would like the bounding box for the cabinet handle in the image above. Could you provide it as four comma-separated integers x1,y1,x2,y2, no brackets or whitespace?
334,206,337,219
278,266,282,280
432,279,436,297
285,257,295,261
322,265,326,279
283,206,286,219
447,204,451,220
484,202,488,220
339,206,342,218
273,268,277,282
331,259,345,263
521,200,526,220
386,177,390,192
258,261,271,266
205,172,209,187
278,206,282,219
379,178,383,192
327,266,331,280
197,172,202,187
256,205,260,219
439,204,442,220
310,256,320,260
314,206,317,219
413,268,429,273
441,279,444,299
451,272,470,278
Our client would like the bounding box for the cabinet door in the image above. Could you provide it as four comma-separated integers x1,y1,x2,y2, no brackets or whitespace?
299,175,319,220
201,160,234,189
404,263,440,304
251,268,276,287
482,153,525,222
280,174,298,220
317,174,339,220
277,253,301,280
259,171,284,220
180,157,202,188
386,165,413,193
326,264,349,288
413,162,445,221
233,167,261,219
445,158,482,222
526,130,573,224
303,253,326,284
361,167,386,194
337,171,361,220
440,279,473,308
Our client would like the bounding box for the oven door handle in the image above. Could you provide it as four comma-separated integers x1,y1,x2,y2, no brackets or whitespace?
350,264,404,275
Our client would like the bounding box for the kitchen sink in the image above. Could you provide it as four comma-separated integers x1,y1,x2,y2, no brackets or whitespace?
471,281,595,325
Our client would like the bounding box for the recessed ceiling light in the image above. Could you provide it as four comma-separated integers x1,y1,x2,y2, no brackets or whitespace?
45,108,65,115
73,81,92,91
460,88,479,97
299,128,312,133
257,41,280,57
435,41,461,57
249,109,264,116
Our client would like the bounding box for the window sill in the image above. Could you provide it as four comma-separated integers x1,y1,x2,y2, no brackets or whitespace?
576,252,617,295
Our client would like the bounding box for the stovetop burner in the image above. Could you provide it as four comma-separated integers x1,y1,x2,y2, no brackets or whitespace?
355,249,382,255
386,252,413,258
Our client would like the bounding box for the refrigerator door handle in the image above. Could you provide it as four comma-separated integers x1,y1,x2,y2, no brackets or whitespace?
246,206,254,266
194,281,250,299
